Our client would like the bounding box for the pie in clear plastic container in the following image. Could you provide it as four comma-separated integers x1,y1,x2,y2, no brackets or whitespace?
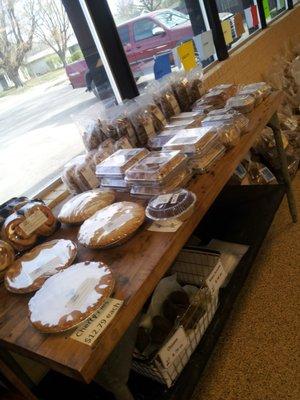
130,168,193,197
58,189,116,225
28,261,114,333
100,177,130,190
226,94,256,114
170,111,203,121
192,101,214,114
162,127,218,154
189,144,226,173
125,151,187,183
199,90,229,107
202,112,249,133
5,239,77,294
78,201,145,248
96,148,149,178
164,118,195,129
146,189,197,222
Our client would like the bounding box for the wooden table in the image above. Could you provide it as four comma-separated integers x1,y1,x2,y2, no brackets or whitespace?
0,91,296,398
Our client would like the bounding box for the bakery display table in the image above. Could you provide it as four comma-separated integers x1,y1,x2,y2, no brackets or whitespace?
0,91,297,399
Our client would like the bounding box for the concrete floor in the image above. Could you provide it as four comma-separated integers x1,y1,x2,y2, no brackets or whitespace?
192,174,300,400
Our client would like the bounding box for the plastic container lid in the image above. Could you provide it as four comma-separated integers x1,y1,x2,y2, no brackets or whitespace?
96,148,149,177
147,133,178,150
146,189,197,221
125,151,187,183
170,111,203,120
202,113,249,133
208,84,238,97
189,144,226,173
164,118,195,129
226,94,255,113
162,128,218,154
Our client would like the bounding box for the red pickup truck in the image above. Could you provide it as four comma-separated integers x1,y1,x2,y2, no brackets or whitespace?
66,9,238,97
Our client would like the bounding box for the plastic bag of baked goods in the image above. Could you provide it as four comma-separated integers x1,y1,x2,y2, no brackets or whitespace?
215,124,241,149
169,71,191,112
73,106,104,152
135,94,167,133
147,79,181,119
128,101,156,146
186,65,205,104
62,155,99,194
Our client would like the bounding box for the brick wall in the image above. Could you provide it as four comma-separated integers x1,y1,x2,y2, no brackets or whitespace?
203,5,300,89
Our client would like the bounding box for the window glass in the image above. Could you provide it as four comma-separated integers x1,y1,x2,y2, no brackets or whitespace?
118,25,130,45
263,0,287,22
133,18,160,41
216,1,261,50
0,0,116,204
107,0,215,87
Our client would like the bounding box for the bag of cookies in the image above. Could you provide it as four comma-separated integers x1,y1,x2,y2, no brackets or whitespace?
135,93,167,133
128,101,156,146
169,72,191,112
186,65,205,104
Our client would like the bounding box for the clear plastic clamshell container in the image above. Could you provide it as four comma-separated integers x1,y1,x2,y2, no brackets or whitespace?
238,82,271,105
202,112,249,133
208,84,238,97
130,168,193,197
164,118,195,129
189,144,226,173
170,111,204,121
226,94,256,114
162,127,218,154
96,148,149,178
199,90,229,107
147,133,178,150
125,150,187,183
146,189,197,221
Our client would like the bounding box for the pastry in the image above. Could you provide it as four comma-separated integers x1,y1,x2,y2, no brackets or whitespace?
58,189,115,225
78,201,145,248
22,202,57,236
146,189,197,221
5,239,77,293
2,212,38,251
125,150,187,183
28,261,114,333
0,240,15,271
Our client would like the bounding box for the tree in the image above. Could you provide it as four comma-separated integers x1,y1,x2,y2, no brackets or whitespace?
0,0,36,88
35,0,71,68
114,0,140,24
138,0,162,11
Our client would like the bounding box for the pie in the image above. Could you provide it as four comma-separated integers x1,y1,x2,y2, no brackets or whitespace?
78,201,145,248
58,189,116,225
28,261,114,333
5,239,77,293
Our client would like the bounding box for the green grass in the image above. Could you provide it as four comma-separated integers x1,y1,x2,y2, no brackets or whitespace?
0,68,67,98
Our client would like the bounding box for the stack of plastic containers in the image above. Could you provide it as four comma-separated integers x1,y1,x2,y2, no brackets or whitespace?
125,151,191,197
96,148,149,191
162,127,226,174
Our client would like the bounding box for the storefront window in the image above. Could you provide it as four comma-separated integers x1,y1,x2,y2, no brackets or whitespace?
0,0,116,204
108,0,215,87
263,0,287,22
216,1,261,50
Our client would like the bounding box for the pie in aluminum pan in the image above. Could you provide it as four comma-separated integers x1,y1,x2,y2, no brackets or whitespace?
5,239,77,294
28,261,114,333
78,201,145,248
58,189,116,225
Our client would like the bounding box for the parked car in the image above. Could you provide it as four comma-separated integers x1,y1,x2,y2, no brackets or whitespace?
66,9,240,94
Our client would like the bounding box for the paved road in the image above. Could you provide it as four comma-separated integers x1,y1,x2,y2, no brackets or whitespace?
0,76,99,203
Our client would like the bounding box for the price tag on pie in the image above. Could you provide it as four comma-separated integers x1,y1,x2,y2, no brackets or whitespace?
158,326,189,369
205,260,227,296
29,256,62,281
19,210,48,236
70,298,124,347
147,219,183,233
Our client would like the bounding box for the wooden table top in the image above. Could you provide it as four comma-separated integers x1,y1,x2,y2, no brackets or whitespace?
0,91,283,383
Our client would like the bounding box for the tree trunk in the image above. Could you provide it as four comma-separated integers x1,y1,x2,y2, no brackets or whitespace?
6,68,24,88
57,49,68,68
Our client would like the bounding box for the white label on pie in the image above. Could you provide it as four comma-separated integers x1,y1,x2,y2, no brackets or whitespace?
29,256,62,282
70,298,124,346
19,210,48,236
152,194,173,207
158,326,189,369
103,213,132,235
170,193,180,204
205,260,227,296
144,119,155,138
68,278,96,309
81,166,99,188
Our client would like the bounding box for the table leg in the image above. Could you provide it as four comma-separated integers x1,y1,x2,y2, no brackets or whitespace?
269,112,298,223
0,349,39,400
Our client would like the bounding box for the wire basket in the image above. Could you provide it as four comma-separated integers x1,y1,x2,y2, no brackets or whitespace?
132,248,226,387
